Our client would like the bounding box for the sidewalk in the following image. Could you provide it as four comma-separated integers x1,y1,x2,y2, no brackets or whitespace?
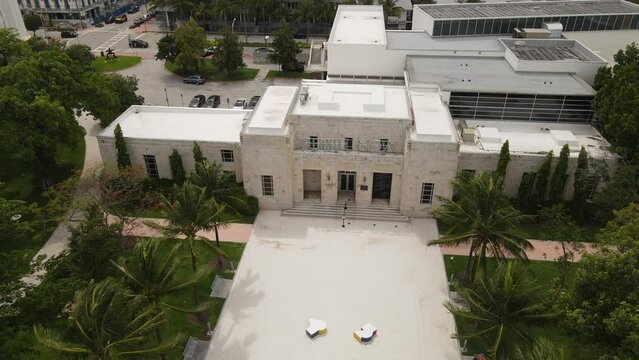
21,113,103,286
117,217,253,244
440,239,598,262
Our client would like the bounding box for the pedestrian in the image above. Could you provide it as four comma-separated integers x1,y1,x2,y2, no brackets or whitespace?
227,97,230,108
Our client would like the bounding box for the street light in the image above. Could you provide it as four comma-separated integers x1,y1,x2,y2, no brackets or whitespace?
341,199,350,228
231,18,237,33
264,35,269,46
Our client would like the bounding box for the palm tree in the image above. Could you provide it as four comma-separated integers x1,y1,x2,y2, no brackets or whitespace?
148,182,226,305
296,0,314,39
190,161,246,248
446,263,556,360
112,239,209,359
430,173,532,282
35,278,178,359
380,0,402,26
512,338,568,360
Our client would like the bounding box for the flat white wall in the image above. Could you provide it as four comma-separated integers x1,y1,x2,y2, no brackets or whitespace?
400,141,459,217
457,149,617,199
97,136,243,181
411,6,433,33
1,0,28,39
241,133,294,210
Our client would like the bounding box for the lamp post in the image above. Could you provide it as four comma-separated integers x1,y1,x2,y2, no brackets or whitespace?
231,17,236,33
341,199,350,228
264,35,269,46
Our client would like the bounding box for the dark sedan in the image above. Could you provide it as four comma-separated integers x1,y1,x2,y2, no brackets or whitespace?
189,95,206,108
129,39,148,48
105,16,115,24
127,5,140,14
204,95,221,108
246,95,261,110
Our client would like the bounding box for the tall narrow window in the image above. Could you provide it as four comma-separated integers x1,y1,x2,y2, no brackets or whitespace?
309,136,318,150
344,137,353,151
224,171,237,182
420,183,434,204
380,138,389,153
143,155,159,178
261,175,274,196
221,149,234,163
461,169,476,178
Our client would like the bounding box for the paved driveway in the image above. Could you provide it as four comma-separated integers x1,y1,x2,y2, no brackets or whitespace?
206,211,460,360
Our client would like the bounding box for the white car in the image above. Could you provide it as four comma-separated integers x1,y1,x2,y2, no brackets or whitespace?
233,98,246,109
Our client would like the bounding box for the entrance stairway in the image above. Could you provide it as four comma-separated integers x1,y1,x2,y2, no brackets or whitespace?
282,201,409,222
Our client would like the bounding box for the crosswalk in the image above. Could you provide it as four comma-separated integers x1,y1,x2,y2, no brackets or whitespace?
94,30,130,52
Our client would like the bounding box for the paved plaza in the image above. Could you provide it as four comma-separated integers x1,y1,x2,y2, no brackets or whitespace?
206,211,460,360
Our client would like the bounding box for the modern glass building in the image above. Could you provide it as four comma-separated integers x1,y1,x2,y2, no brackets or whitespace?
448,93,595,123
415,0,639,37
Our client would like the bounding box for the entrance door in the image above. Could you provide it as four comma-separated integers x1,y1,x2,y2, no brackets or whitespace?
339,171,356,192
372,173,392,199
303,170,321,200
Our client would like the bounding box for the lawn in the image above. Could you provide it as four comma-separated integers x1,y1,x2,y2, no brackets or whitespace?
154,239,246,359
264,70,322,80
91,56,142,72
165,60,259,81
0,140,86,203
515,222,599,242
443,255,603,359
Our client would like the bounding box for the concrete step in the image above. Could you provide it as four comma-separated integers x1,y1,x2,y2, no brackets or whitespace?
282,202,409,222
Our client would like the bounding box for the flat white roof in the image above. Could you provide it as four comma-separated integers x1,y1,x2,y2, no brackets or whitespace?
245,86,298,136
293,81,410,120
459,120,614,158
410,89,457,143
562,30,639,64
385,31,506,52
98,106,249,143
328,5,386,45
407,55,595,96
206,212,460,360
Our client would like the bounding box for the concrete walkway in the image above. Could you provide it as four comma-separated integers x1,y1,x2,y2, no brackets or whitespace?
116,217,253,244
440,239,598,262
21,113,102,286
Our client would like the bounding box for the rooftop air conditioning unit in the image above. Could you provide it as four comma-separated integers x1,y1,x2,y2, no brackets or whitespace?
299,86,309,105
462,127,476,144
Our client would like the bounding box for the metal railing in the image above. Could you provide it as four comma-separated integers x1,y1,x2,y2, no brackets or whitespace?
296,138,403,155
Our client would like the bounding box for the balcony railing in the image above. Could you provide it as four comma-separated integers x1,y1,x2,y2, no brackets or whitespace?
297,138,403,155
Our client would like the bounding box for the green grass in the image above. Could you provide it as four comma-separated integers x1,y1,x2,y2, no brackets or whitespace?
515,223,599,242
91,56,142,72
165,60,259,81
154,239,246,359
264,70,322,80
443,255,603,359
0,140,85,203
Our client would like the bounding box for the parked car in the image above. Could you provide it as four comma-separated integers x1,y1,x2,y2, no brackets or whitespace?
94,23,104,27
233,98,246,109
127,5,140,14
246,95,261,110
202,47,216,58
204,95,221,108
61,31,78,38
293,31,307,39
183,75,205,85
142,14,152,21
114,15,128,23
189,95,206,108
282,62,305,72
134,17,145,25
105,16,115,24
129,39,148,48
254,47,272,54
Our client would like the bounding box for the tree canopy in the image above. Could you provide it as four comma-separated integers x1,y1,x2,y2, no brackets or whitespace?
173,18,207,74
560,203,639,358
593,43,639,162
23,14,43,36
269,23,301,72
215,29,245,75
